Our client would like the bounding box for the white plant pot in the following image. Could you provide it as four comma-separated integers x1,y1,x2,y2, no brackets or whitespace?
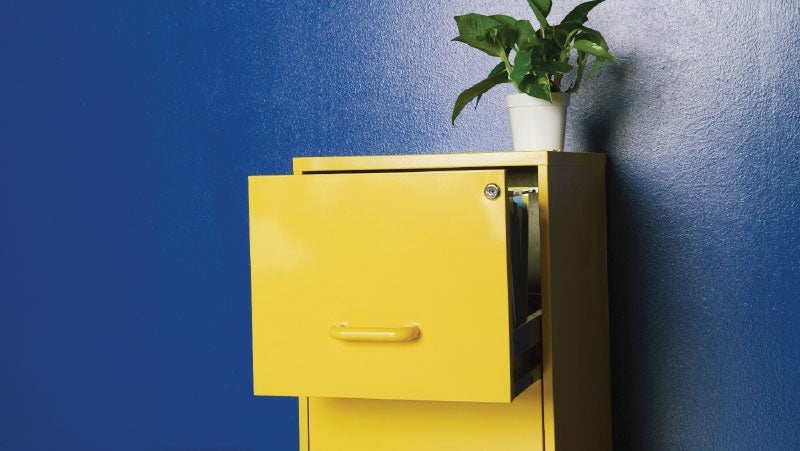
505,92,570,151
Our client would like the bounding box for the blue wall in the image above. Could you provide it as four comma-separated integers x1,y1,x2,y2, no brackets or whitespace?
1,1,798,449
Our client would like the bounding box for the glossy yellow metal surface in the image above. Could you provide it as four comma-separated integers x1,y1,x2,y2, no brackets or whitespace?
249,169,512,402
305,383,544,451
299,397,309,451
292,150,605,174
256,151,610,450
328,324,420,342
538,162,612,450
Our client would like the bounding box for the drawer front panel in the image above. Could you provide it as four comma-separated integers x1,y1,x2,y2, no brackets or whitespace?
306,383,544,451
249,169,512,402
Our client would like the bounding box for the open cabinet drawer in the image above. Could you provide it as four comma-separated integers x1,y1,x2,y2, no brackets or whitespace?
249,169,541,403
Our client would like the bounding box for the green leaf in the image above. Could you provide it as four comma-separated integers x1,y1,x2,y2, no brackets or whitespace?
526,0,551,31
562,0,604,25
515,20,541,50
573,39,617,62
518,73,552,102
453,35,502,57
538,61,573,74
477,62,508,105
527,0,552,17
542,38,562,60
486,61,507,79
490,23,519,50
452,68,510,125
576,25,609,50
554,21,583,47
488,16,523,51
558,20,583,34
589,58,607,76
489,15,518,27
566,50,589,93
453,14,505,56
551,25,568,49
510,50,533,85
576,27,615,76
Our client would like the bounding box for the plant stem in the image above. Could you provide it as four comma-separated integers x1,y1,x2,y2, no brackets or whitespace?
553,73,563,91
499,49,519,92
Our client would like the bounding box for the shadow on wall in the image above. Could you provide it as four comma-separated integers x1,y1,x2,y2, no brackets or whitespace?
572,57,664,447
605,158,657,448
580,60,637,154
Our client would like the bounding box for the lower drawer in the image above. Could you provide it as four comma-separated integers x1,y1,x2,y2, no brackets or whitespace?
302,382,544,451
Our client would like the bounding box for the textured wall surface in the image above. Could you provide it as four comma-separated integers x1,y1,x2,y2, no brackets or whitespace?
2,1,799,450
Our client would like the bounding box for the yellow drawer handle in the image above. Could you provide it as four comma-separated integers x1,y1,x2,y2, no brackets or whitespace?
329,324,420,342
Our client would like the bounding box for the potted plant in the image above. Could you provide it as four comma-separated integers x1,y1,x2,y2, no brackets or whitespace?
451,0,616,151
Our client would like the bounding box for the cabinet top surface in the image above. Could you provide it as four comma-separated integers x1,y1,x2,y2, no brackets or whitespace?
292,151,605,174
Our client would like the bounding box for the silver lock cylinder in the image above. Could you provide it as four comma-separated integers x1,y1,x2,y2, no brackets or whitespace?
484,183,500,200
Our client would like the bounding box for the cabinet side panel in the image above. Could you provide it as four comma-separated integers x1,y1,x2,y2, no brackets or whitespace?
539,163,611,451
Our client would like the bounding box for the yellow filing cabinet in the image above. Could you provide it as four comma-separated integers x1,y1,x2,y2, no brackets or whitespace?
249,151,611,450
